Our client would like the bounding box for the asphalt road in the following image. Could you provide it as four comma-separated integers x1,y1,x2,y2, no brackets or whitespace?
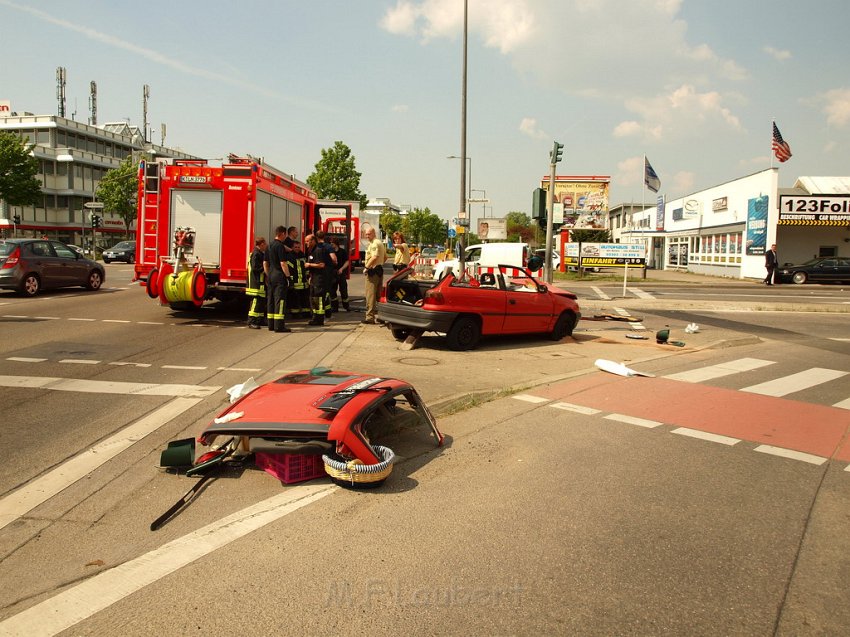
0,264,848,635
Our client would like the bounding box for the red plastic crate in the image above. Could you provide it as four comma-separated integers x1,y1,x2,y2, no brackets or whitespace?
255,452,326,484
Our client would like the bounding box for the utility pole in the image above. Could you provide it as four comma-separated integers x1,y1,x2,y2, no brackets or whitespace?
457,0,468,277
545,141,564,283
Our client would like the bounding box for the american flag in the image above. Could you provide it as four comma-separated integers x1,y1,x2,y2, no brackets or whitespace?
772,121,792,163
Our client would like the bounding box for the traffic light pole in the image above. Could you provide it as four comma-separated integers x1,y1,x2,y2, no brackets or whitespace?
544,141,563,284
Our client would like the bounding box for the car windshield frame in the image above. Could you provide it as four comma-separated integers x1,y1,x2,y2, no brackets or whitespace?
110,242,135,250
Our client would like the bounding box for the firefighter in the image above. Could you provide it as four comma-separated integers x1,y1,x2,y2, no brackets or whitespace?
288,240,309,319
263,226,292,333
315,231,337,320
304,233,328,327
330,236,350,312
246,237,268,329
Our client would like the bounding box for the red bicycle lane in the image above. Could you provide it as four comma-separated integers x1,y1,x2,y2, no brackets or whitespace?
530,374,850,462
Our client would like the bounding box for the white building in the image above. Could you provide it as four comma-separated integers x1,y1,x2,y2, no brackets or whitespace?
0,112,198,246
609,168,850,279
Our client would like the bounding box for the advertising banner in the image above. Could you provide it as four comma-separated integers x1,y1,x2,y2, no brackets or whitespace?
570,243,646,268
745,195,769,255
478,218,507,241
541,177,610,228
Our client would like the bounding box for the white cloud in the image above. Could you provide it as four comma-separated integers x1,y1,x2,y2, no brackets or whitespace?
819,88,850,128
519,117,548,139
671,171,695,194
763,46,792,62
378,0,535,54
392,104,410,113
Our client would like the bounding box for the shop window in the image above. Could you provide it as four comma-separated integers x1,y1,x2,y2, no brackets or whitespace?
819,246,837,258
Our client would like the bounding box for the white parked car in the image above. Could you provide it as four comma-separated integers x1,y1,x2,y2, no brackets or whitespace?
433,243,530,279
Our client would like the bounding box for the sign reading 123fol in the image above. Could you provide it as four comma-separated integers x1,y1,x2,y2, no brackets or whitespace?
778,195,850,226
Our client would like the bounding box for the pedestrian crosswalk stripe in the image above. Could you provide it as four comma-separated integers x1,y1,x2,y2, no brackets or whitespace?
629,287,655,300
665,358,775,383
833,397,850,410
742,368,848,397
512,394,549,404
591,286,610,300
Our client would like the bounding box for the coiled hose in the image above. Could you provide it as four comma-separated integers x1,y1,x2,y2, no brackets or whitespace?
322,445,395,485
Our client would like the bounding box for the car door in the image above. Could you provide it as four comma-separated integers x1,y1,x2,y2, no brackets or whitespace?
501,269,553,334
51,241,88,285
837,258,850,282
446,276,508,333
25,240,61,288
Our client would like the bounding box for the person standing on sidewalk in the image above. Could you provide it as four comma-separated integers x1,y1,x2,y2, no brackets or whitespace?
263,226,292,333
330,236,350,312
764,243,778,285
246,237,267,329
362,227,386,324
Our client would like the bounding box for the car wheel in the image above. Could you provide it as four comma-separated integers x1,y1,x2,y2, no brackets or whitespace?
128,253,135,263
103,259,111,264
549,311,577,340
792,272,807,285
446,316,481,351
390,325,411,341
86,270,103,291
19,274,40,297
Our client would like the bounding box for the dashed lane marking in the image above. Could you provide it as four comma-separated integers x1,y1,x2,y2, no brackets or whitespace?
604,413,663,428
161,365,207,370
512,394,550,404
742,368,848,397
834,397,850,410
59,359,100,365
7,357,47,363
612,306,646,331
672,427,740,446
67,317,96,322
217,366,262,372
753,445,827,466
551,402,601,415
109,362,152,368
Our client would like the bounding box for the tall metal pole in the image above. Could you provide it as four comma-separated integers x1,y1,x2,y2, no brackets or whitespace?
458,0,468,277
545,160,556,283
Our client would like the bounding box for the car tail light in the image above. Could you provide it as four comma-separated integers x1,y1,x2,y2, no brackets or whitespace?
424,289,444,304
2,247,20,269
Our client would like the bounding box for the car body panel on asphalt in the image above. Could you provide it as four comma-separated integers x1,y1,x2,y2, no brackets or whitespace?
0,238,105,296
378,265,581,350
777,257,850,284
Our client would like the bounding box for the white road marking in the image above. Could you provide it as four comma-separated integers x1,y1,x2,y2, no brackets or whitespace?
629,287,655,300
512,394,549,404
59,359,100,365
217,367,262,372
590,286,610,300
109,361,152,368
161,365,207,370
137,321,164,325
551,402,600,415
0,397,203,531
604,413,663,428
6,357,47,363
67,317,96,322
2,315,28,319
102,319,131,323
753,445,827,466
0,484,336,636
664,358,776,383
0,375,219,397
742,368,848,397
672,427,740,446
833,397,850,410
34,316,61,320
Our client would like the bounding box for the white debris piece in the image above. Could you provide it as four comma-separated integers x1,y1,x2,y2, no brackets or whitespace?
595,359,655,378
226,377,259,403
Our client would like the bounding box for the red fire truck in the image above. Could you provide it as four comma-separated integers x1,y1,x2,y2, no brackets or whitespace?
135,155,318,309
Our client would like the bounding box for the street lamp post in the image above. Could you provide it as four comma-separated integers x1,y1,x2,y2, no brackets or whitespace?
447,155,471,257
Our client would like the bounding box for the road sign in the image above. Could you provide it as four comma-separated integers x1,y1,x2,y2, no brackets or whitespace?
467,198,490,203
448,228,457,238
84,202,104,209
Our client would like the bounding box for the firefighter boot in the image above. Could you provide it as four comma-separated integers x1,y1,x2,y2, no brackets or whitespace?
343,301,350,311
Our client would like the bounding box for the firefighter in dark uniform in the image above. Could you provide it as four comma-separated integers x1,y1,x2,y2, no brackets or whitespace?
287,240,308,319
246,237,267,329
330,236,350,311
304,233,328,326
263,226,292,333
315,231,337,320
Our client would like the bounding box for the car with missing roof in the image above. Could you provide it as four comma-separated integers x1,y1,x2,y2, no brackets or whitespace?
0,238,105,296
378,265,581,350
776,257,850,284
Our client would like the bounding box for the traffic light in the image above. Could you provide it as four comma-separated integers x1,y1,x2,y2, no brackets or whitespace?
532,188,547,224
550,141,564,164
12,214,21,225
91,214,102,228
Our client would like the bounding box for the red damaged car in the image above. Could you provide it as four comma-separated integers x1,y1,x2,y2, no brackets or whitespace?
377,265,581,351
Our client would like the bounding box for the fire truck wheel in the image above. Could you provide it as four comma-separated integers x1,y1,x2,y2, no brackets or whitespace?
146,268,160,299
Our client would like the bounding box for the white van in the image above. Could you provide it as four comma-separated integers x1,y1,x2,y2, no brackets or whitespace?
433,243,530,279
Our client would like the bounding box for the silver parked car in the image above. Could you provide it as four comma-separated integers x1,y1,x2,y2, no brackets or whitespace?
0,238,105,296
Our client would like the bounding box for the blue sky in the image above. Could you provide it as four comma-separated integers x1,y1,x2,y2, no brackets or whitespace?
2,0,848,225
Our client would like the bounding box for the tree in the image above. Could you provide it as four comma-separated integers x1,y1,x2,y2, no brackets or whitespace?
504,211,535,243
0,131,41,211
306,141,368,209
96,156,138,238
379,210,403,238
570,229,612,243
404,207,446,246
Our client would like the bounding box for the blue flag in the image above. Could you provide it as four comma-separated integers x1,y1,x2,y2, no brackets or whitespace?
644,157,661,193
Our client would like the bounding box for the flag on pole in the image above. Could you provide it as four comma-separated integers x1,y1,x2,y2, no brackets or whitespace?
644,156,661,193
772,121,792,163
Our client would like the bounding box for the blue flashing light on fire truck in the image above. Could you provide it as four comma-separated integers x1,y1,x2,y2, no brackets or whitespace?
134,154,318,310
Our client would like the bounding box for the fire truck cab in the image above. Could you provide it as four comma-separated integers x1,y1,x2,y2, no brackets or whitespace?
135,155,317,310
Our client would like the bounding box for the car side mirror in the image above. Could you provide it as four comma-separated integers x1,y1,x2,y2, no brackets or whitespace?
527,255,543,271
538,284,547,293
